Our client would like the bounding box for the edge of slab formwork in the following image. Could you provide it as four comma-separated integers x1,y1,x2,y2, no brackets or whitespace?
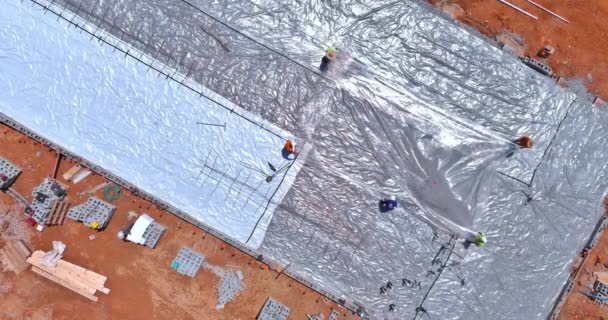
0,112,363,317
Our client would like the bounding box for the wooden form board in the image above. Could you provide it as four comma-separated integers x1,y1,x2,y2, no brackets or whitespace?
62,164,82,181
27,250,109,301
0,240,31,274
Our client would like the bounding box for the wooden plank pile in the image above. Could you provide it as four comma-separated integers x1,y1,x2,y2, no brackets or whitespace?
595,271,608,284
46,201,71,226
0,240,31,274
27,250,110,302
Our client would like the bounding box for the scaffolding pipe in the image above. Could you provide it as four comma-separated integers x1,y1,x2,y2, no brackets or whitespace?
497,0,538,20
526,0,570,23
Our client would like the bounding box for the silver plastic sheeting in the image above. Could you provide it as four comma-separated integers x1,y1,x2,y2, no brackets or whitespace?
0,1,304,248
3,0,608,319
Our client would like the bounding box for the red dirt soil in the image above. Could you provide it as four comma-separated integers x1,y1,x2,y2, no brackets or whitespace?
430,0,608,101
557,220,608,320
0,125,357,320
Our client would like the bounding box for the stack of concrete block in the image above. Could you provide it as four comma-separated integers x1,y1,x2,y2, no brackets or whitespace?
257,298,289,320
217,270,244,308
171,247,205,278
0,157,21,190
28,178,67,225
141,220,166,248
67,197,115,230
595,280,608,301
328,309,340,320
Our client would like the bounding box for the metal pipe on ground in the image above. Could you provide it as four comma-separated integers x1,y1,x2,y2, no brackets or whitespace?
497,0,538,20
526,0,570,23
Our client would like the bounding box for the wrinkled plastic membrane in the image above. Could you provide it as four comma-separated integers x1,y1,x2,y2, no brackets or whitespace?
2,0,608,319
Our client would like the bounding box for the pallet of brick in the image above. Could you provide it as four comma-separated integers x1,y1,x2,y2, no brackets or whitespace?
0,240,31,274
46,201,71,226
27,250,109,302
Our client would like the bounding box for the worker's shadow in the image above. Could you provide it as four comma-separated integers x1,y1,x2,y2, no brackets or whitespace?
378,201,391,213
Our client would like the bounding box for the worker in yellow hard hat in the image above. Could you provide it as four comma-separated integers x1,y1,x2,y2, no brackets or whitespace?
320,47,338,72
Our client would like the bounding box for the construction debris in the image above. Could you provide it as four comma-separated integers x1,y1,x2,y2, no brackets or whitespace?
257,297,289,320
27,178,67,225
0,240,31,274
46,201,71,226
120,213,166,248
171,246,205,278
27,250,109,302
0,157,21,191
67,197,115,230
217,270,245,309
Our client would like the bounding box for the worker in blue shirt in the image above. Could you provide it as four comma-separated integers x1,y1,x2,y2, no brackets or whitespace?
379,196,398,212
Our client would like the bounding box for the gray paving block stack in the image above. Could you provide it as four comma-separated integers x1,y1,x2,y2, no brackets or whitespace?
257,298,289,320
29,178,66,224
172,246,205,278
0,157,21,190
328,310,339,320
217,270,244,307
595,281,608,300
142,220,166,248
67,197,115,229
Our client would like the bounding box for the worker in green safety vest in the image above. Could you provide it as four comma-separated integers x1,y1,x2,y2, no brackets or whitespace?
464,232,487,248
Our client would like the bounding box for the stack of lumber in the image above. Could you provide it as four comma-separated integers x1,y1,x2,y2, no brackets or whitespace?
0,240,31,274
46,201,71,226
595,271,608,284
27,250,109,302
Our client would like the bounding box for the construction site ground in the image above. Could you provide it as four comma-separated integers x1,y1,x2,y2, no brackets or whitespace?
0,124,355,320
430,0,608,101
428,1,608,317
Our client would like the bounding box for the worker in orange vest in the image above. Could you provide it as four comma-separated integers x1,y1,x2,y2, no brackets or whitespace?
282,140,296,159
506,136,533,158
514,136,533,148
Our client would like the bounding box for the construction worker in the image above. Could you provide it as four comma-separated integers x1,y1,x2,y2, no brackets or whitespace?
379,196,398,212
319,47,338,72
514,136,533,149
506,136,533,158
282,139,296,160
464,232,487,248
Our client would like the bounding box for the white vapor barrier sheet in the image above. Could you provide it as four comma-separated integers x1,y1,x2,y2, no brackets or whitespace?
0,1,303,248
5,0,608,319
